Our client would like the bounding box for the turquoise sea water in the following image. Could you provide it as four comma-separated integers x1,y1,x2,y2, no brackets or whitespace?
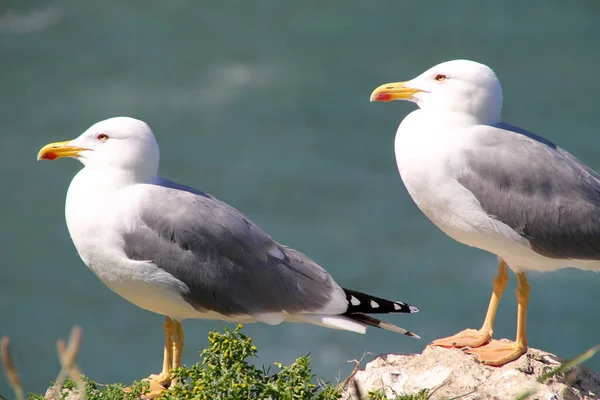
1,0,600,395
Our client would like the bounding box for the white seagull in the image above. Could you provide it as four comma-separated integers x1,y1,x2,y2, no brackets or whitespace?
37,117,418,395
370,59,600,366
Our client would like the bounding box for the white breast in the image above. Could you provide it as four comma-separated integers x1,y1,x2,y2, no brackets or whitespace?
392,110,563,272
394,110,486,238
64,168,201,318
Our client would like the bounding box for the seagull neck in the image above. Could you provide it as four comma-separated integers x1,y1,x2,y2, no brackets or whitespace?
76,166,153,191
410,109,500,128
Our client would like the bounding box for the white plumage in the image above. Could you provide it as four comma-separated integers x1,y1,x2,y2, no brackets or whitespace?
371,59,600,366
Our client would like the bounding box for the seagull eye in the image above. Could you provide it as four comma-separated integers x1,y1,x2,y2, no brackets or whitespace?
434,74,447,82
97,133,109,142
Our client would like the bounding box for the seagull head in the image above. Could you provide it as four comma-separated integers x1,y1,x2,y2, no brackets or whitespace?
37,117,160,177
370,60,503,123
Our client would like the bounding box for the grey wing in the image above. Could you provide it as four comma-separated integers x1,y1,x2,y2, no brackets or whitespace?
122,178,345,316
455,122,600,260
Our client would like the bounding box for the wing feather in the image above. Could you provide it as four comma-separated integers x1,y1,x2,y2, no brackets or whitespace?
121,179,345,316
456,122,600,259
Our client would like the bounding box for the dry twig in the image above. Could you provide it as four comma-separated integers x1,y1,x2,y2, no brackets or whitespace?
337,352,372,398
52,326,86,400
0,336,24,400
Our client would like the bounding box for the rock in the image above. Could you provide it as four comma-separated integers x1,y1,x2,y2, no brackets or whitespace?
341,343,600,400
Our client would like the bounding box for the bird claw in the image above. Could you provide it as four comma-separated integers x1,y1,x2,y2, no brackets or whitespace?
431,328,492,349
140,373,171,399
464,339,527,366
145,373,171,387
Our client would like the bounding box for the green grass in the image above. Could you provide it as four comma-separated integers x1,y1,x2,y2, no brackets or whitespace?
516,344,600,400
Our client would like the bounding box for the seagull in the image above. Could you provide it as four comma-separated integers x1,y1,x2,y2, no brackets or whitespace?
37,117,419,395
370,59,600,366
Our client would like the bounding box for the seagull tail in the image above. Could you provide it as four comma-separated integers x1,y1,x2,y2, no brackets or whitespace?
297,287,420,338
300,314,368,334
336,288,419,337
345,313,420,338
342,288,419,314
299,313,419,338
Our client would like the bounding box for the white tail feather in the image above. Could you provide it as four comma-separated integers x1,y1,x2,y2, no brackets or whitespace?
297,314,367,334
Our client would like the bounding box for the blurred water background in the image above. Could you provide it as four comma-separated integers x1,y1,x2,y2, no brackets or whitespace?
1,0,600,395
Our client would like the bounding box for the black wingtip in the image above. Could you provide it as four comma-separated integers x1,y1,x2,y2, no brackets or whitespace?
342,288,417,315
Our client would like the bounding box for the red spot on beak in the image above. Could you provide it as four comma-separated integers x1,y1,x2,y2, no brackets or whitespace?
374,93,393,102
42,152,57,160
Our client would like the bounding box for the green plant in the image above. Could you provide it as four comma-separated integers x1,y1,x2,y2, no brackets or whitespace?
164,324,340,400
26,325,340,400
367,388,430,400
27,377,149,400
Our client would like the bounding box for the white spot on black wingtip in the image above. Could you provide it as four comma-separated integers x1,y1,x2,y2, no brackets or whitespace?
350,296,360,306
409,305,419,313
393,303,402,310
370,300,379,308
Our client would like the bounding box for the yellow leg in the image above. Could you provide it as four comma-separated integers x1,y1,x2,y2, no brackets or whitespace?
465,272,529,366
144,317,175,398
161,317,174,378
432,258,508,348
166,320,185,388
516,272,530,350
172,321,184,370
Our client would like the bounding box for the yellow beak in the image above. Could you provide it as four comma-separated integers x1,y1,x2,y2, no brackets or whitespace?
370,81,421,102
37,140,86,161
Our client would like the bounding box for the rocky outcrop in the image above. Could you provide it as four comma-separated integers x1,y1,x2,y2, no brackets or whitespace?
341,343,600,400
